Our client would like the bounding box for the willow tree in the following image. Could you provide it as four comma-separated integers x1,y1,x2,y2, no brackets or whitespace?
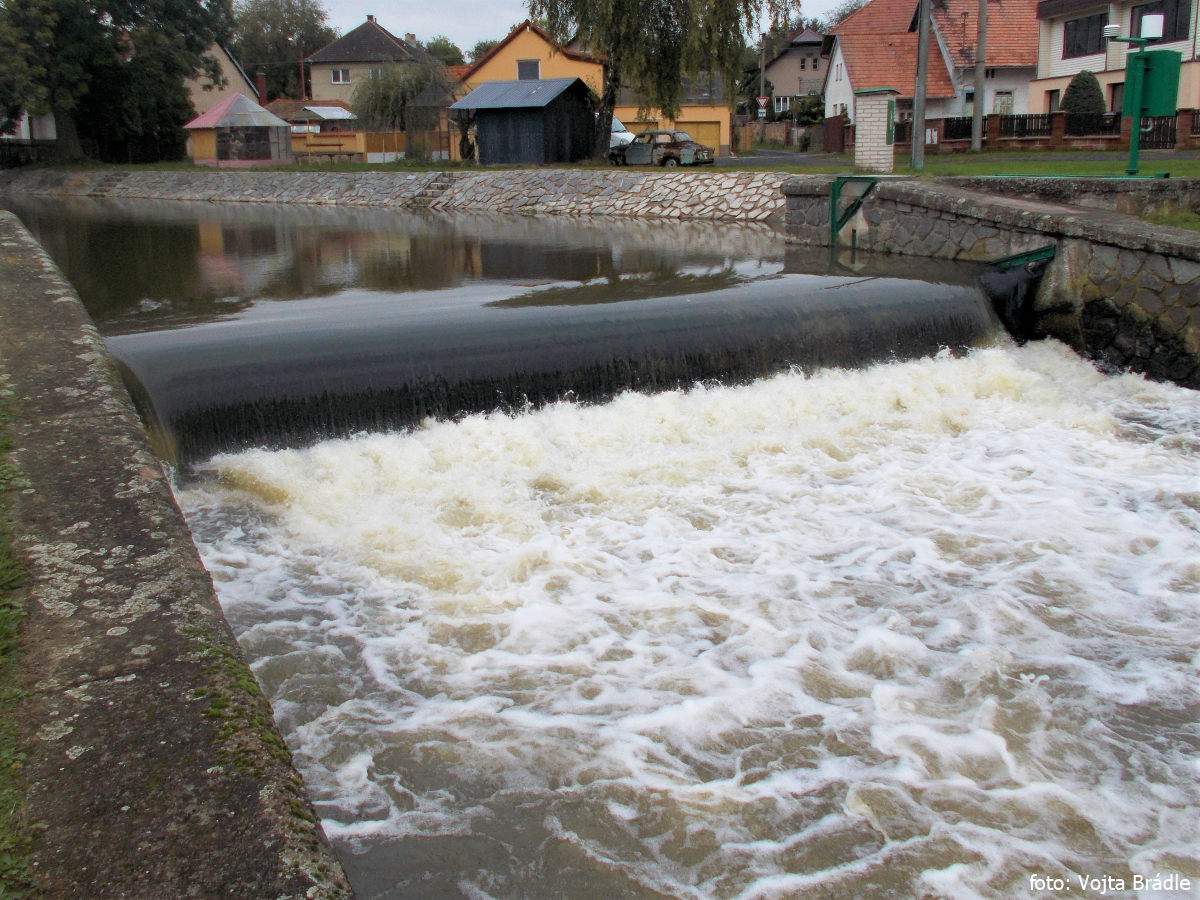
528,0,793,153
350,62,449,160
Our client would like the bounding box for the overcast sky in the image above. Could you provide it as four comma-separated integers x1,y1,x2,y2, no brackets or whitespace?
318,0,841,57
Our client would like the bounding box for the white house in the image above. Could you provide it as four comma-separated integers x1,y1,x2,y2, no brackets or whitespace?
823,0,1040,122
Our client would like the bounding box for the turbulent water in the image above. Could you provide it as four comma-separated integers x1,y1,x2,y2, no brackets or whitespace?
176,341,1200,900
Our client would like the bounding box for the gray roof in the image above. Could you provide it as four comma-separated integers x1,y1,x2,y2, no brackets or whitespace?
450,78,583,110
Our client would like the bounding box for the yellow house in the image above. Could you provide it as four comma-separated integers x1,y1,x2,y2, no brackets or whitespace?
462,21,732,156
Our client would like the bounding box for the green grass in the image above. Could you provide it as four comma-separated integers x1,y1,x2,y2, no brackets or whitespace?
0,398,32,898
1143,207,1200,230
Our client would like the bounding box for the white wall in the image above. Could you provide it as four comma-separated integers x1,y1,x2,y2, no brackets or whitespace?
824,44,856,120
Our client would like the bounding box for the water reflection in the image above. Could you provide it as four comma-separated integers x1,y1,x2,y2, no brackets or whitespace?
1,197,787,335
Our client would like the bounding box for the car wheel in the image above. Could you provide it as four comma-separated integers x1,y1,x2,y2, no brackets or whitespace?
663,157,679,168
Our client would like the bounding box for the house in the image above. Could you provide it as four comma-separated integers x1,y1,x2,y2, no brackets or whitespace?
307,15,436,104
188,44,260,116
1031,0,1200,113
764,28,826,116
450,77,596,164
462,20,734,155
183,93,293,166
823,0,1039,122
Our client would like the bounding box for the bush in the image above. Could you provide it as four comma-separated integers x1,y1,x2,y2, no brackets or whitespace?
1061,70,1107,115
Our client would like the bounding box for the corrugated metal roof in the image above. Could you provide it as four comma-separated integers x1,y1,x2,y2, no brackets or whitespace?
304,106,356,120
450,78,582,110
184,93,289,129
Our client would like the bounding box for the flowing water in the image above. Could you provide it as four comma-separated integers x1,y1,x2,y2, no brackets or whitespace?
6,197,1199,899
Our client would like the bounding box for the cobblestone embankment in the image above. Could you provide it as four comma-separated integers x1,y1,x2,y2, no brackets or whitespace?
0,211,351,898
0,167,792,221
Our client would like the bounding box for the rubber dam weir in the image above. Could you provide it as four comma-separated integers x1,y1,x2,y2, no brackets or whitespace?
7,197,1199,898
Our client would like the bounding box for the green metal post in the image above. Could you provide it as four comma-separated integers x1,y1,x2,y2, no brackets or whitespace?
1127,50,1145,175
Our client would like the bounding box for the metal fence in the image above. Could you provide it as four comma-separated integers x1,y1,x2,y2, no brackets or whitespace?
941,116,979,141
998,114,1053,138
1140,116,1176,149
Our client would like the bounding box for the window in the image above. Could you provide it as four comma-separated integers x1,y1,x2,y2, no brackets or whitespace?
1133,0,1190,40
516,59,540,80
813,58,820,71
800,57,807,69
331,68,350,84
1063,12,1107,58
1047,89,1061,112
836,63,843,81
1109,82,1124,112
775,95,793,113
993,90,1014,114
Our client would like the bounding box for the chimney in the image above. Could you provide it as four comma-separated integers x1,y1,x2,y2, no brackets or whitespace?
406,33,416,44
366,14,376,23
256,69,268,106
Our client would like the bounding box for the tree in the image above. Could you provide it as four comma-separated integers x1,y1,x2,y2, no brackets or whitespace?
528,0,792,156
818,0,869,30
231,0,335,101
1061,70,1106,115
424,34,464,66
468,38,498,62
0,2,43,133
349,61,449,159
0,0,231,160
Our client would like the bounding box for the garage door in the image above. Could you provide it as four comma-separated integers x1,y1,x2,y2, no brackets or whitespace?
679,121,721,153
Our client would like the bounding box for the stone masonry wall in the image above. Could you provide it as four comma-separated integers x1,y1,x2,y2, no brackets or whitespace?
0,167,792,221
784,176,1200,388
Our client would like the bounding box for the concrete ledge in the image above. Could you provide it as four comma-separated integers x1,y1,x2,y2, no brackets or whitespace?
782,175,1200,388
0,212,351,898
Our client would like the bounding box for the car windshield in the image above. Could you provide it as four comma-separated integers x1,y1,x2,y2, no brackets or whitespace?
672,132,693,142
611,116,627,132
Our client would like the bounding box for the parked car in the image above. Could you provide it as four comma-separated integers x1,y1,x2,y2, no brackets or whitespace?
610,115,635,150
610,130,715,167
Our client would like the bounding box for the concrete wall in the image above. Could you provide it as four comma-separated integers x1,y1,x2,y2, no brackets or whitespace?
784,175,1200,388
0,211,352,897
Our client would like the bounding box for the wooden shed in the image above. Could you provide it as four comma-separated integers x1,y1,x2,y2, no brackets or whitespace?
450,78,596,165
183,94,293,167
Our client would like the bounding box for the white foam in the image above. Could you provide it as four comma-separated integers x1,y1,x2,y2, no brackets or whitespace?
176,341,1200,897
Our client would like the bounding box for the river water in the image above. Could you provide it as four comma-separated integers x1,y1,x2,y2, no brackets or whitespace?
6,197,1199,899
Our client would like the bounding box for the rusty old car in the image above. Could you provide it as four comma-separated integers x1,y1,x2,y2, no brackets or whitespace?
610,130,715,167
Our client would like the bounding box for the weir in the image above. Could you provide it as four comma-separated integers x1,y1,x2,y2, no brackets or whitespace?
113,261,1007,466
5,193,1195,899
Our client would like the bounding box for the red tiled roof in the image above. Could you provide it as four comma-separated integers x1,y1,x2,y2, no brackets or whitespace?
836,31,958,98
932,0,1040,67
835,0,920,35
442,64,471,83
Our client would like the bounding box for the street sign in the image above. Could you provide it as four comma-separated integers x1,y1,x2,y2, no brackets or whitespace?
756,96,769,110
758,109,766,118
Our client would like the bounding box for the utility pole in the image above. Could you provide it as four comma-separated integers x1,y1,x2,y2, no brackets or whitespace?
759,33,767,143
911,0,931,169
298,41,306,101
972,0,987,150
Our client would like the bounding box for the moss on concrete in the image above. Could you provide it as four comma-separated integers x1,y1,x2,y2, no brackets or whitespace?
0,390,34,898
